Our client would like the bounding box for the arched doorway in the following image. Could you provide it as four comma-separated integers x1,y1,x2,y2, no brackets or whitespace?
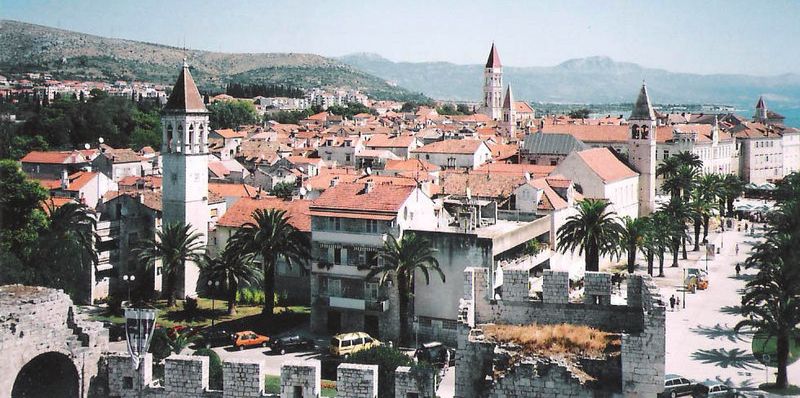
12,352,79,398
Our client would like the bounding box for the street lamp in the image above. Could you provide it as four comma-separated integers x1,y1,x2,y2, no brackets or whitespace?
122,274,136,304
682,268,687,309
207,280,220,327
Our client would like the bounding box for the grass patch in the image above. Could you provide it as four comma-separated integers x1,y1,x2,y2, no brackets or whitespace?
759,383,800,396
482,323,620,358
752,332,800,367
266,375,335,396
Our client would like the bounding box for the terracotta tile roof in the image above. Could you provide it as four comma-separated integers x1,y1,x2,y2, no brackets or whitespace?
42,196,76,214
105,191,163,212
487,143,518,161
35,178,61,189
140,146,156,154
208,162,230,178
103,148,144,163
729,122,784,139
208,182,259,199
544,175,572,189
440,172,525,198
528,178,568,210
217,197,311,232
213,129,247,139
306,112,329,121
119,175,162,191
64,171,96,191
286,156,323,166
473,163,554,178
365,134,416,148
21,150,89,164
514,101,534,113
164,64,208,113
310,182,415,216
384,158,440,172
575,148,638,183
412,139,486,155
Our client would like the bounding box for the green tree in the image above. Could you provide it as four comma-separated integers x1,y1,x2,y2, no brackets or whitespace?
36,201,99,301
148,328,172,363
660,197,691,267
200,247,261,315
193,348,223,390
208,100,258,129
736,233,800,389
345,346,415,398
270,181,295,200
365,233,445,343
0,160,48,273
567,108,591,119
721,174,745,216
228,209,309,319
556,199,623,272
696,174,724,243
643,211,673,277
619,216,648,274
134,223,205,307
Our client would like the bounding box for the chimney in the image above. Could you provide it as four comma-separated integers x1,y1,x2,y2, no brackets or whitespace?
330,176,339,187
365,180,374,193
139,193,145,204
61,169,69,190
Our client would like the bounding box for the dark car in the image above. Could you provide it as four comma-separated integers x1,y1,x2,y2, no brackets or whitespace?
660,374,696,398
694,380,741,397
269,335,316,355
414,342,455,368
197,329,233,348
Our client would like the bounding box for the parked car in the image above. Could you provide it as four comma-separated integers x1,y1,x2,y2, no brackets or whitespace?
269,335,316,355
329,332,380,358
197,329,233,348
233,331,270,351
694,380,741,397
414,341,455,368
166,325,197,339
660,374,696,398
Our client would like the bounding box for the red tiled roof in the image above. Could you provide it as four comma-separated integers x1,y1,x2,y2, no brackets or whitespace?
64,171,96,191
384,158,440,172
208,183,259,199
208,162,230,178
575,148,638,183
21,150,88,164
311,182,414,215
42,196,76,214
412,139,486,155
486,43,501,68
217,197,311,232
487,143,518,161
514,101,534,113
213,129,247,139
164,64,207,113
473,163,554,178
365,134,416,148
119,175,162,190
440,172,525,198
103,148,144,163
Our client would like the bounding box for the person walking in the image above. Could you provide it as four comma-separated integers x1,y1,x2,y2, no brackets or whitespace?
735,243,740,256
669,295,676,311
735,263,741,277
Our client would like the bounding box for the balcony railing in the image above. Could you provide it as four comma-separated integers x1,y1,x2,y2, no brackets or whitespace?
318,295,390,312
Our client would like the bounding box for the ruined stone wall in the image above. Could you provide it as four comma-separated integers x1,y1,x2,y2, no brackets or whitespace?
0,285,107,398
454,324,495,398
485,360,593,398
394,366,437,398
622,276,666,397
499,269,529,302
337,363,379,398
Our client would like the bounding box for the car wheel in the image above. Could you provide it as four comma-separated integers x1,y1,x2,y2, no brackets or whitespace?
670,391,677,398
280,348,286,355
238,345,244,351
262,342,268,348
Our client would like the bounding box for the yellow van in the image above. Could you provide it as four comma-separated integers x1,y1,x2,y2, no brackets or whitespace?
329,332,381,357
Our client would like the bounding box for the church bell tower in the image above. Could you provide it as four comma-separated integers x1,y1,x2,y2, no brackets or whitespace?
628,83,657,216
161,60,209,297
482,43,503,120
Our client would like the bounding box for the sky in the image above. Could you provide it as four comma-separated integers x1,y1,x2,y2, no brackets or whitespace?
3,0,800,76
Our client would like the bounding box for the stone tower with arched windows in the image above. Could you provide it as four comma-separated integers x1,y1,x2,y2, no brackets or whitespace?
161,61,209,297
482,43,503,120
628,83,657,216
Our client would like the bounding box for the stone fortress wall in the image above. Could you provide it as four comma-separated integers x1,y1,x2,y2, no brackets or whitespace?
454,268,665,398
0,285,108,398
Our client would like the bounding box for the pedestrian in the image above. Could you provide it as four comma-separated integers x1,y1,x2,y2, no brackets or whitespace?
669,295,676,311
735,243,739,255
735,263,741,276
675,296,680,309
745,222,749,232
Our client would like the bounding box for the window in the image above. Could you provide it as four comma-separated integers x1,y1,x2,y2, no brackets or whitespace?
345,154,351,162
550,159,558,166
365,219,378,233
334,248,342,264
293,386,303,398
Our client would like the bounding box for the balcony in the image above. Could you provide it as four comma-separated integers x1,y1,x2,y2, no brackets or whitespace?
321,296,390,312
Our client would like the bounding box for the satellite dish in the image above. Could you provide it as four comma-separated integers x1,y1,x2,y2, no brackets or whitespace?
524,172,531,182
299,187,307,196
98,137,105,144
84,143,91,150
366,167,372,175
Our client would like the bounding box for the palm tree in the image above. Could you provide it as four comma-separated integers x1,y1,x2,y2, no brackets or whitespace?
556,199,623,272
620,216,648,274
37,201,99,299
662,164,699,201
365,232,444,343
721,174,745,216
735,233,800,389
689,190,715,252
696,174,724,243
201,247,262,315
673,151,703,170
228,209,308,319
134,223,205,307
656,155,681,180
648,211,673,277
660,198,690,267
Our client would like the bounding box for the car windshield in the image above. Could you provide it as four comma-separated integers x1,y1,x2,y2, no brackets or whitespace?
331,338,340,347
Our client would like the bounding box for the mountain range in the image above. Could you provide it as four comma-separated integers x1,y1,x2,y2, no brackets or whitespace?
0,20,427,101
338,52,800,109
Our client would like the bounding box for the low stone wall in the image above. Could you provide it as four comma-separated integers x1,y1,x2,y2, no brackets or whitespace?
395,366,437,398
542,270,569,304
337,363,379,398
165,355,209,396
280,359,320,398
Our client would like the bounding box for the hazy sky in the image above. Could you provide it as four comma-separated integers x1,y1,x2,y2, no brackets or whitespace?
4,0,800,76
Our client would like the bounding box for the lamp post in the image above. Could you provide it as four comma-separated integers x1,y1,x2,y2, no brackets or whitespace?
704,244,709,273
122,274,136,304
682,268,687,309
207,280,220,327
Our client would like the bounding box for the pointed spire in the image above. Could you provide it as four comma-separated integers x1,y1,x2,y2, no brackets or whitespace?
485,43,502,68
503,85,513,109
755,96,766,110
629,83,655,121
164,60,208,114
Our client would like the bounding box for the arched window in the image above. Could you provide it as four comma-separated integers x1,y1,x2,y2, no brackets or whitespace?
166,124,174,152
641,126,649,139
632,125,640,139
188,123,195,152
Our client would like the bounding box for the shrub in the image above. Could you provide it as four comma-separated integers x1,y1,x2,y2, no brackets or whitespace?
193,348,222,390
345,346,414,398
237,287,265,306
148,328,172,363
183,296,198,320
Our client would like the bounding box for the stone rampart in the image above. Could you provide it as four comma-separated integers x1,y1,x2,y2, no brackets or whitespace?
280,359,320,398
395,366,437,398
224,358,265,398
336,363,379,398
